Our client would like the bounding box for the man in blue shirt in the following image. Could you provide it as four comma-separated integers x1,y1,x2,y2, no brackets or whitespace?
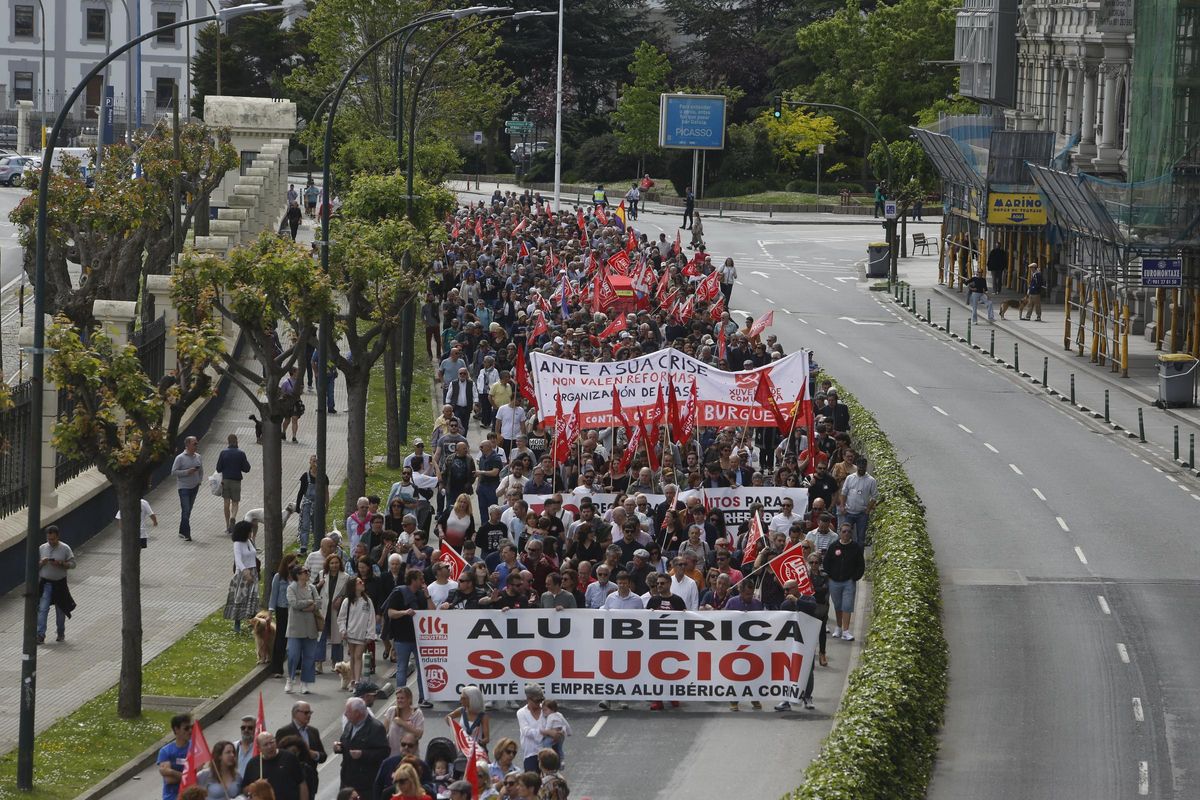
215,433,252,532
157,713,192,800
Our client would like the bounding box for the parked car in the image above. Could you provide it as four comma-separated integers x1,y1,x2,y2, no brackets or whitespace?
0,155,38,186
510,141,549,161
0,125,18,149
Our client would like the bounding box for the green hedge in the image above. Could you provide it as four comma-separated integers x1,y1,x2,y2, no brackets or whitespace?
786,377,948,800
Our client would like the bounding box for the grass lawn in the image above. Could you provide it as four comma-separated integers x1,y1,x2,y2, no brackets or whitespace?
709,190,870,206
0,348,435,800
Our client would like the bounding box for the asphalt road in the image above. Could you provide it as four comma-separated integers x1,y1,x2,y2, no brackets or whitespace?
706,214,1200,799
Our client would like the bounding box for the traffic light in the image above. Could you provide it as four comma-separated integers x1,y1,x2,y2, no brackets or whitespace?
773,96,782,118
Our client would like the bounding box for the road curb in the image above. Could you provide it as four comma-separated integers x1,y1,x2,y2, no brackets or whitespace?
74,665,271,800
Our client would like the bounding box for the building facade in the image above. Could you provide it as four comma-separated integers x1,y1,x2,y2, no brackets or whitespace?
1,0,207,140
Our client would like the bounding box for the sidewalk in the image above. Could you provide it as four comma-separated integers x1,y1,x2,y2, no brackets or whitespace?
0,221,351,755
898,252,1200,473
444,179,943,228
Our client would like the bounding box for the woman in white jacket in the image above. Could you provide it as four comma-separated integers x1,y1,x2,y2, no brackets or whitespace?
337,576,377,690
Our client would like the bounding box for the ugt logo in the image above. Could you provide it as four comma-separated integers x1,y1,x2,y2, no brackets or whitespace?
418,616,448,640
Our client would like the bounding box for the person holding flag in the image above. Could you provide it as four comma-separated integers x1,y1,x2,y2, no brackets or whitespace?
193,737,242,799
157,713,194,800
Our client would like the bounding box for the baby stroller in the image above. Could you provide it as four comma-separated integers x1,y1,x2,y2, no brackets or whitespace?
424,736,462,778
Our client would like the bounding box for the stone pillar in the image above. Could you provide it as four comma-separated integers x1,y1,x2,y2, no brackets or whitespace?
1069,64,1085,139
144,275,178,376
1081,65,1098,147
93,300,137,347
1092,55,1126,173
18,315,58,510
16,100,33,155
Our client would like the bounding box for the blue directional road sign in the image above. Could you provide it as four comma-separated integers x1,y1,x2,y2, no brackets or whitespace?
658,94,727,150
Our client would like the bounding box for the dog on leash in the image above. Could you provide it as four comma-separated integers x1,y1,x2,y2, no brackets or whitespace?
996,297,1029,320
249,611,275,664
333,661,354,690
248,414,263,444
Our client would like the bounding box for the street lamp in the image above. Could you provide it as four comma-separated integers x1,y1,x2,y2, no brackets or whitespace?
312,6,511,537
17,6,284,790
777,98,898,286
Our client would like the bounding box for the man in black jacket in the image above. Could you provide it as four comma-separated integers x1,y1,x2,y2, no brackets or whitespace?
824,523,866,641
335,698,389,798
275,701,326,766
242,732,309,800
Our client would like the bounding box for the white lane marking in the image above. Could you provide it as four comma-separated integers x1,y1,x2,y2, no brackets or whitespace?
1032,488,1046,501
932,406,948,416
1167,476,1178,483
587,716,608,737
797,316,808,324
1192,494,1200,501
816,328,827,335
957,423,972,433
1009,463,1023,475
1117,642,1130,662
1097,595,1111,615
882,370,895,378
837,341,848,349
766,298,776,304
781,308,792,315
1056,516,1070,532
1076,546,1089,565
750,289,761,295
1139,761,1149,795
860,356,873,364
1132,697,1144,722
906,386,920,395
751,271,770,278
984,443,999,453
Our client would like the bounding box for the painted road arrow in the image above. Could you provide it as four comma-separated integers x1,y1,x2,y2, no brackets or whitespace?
838,316,884,325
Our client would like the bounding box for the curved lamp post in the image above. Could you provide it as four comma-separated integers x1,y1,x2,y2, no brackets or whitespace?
311,6,510,536
17,4,284,790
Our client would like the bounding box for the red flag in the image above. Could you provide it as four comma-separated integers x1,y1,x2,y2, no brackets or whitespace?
580,225,589,248
754,371,789,434
180,720,212,792
595,205,608,225
598,314,627,340
667,376,682,443
515,347,537,411
748,310,775,339
526,312,548,348
512,218,528,236
709,296,725,322
576,208,586,230
638,410,659,471
606,250,630,275
615,414,642,474
673,228,682,256
682,256,700,278
491,220,500,238
450,219,460,239
678,378,698,443
595,271,618,311
466,736,482,798
677,295,695,323
449,717,475,755
565,399,581,456
659,288,679,314
695,269,721,302
252,692,266,755
473,217,484,239
717,324,727,361
742,511,765,566
518,240,530,260
769,541,814,595
646,384,664,451
626,227,637,252
655,265,671,298
436,542,467,580
552,394,568,461
612,389,632,437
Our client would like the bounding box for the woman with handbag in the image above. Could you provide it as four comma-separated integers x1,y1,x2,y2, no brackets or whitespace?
314,553,347,675
224,521,260,634
338,576,377,691
284,564,321,694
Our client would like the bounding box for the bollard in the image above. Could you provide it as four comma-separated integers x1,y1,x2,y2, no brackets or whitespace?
1175,426,1180,461
1014,342,1019,372
1070,373,1076,405
989,329,995,357
1190,433,1195,468
1043,357,1048,387
719,202,724,218
1138,408,1145,442
1104,389,1110,423
927,298,931,321
945,307,951,333
912,290,917,314
967,318,972,346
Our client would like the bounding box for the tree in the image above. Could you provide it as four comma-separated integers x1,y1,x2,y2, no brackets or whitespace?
172,234,335,599
326,171,454,509
759,107,841,170
190,12,313,117
870,139,937,254
792,0,960,143
46,297,221,718
10,126,237,328
612,42,671,174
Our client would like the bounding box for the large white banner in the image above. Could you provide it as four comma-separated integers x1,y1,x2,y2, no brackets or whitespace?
531,347,810,429
526,487,807,525
413,609,821,704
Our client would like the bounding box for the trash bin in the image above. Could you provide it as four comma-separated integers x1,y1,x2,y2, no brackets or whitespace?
866,242,890,278
1157,353,1198,408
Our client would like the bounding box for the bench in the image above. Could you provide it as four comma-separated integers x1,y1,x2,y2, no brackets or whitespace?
912,231,938,255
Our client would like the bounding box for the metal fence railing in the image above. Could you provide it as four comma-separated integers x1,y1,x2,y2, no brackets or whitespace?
54,386,94,487
132,315,166,385
0,380,35,517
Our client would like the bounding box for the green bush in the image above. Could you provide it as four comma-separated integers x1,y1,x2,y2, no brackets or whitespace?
569,133,637,183
785,376,948,800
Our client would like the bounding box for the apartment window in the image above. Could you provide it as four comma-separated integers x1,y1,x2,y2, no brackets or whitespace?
14,5,35,37
154,77,176,109
14,72,34,103
155,11,177,43
86,8,107,40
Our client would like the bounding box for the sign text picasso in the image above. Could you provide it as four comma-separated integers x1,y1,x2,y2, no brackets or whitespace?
658,94,727,150
414,609,821,703
986,192,1047,225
